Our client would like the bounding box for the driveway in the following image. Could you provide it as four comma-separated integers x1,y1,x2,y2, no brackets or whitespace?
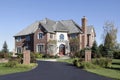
0,61,112,80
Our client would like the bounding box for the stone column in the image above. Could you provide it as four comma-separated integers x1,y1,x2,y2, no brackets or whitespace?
85,50,91,62
23,50,30,64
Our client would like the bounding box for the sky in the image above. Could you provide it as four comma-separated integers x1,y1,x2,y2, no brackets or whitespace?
0,0,120,51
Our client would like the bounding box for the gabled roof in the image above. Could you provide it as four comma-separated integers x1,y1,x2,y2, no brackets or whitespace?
40,18,55,33
14,21,39,36
60,20,82,33
14,18,83,37
53,21,68,32
87,25,96,36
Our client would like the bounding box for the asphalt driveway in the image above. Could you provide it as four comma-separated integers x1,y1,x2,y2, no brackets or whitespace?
0,61,112,80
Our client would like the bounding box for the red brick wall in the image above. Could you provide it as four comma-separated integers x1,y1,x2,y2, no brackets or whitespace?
15,34,34,52
23,50,30,64
33,28,47,53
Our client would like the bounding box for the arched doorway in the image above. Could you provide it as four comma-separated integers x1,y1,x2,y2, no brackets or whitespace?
59,44,65,56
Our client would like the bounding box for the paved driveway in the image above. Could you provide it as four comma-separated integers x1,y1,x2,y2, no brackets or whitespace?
0,61,112,80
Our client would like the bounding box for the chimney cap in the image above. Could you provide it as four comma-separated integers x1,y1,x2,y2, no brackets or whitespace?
83,16,86,18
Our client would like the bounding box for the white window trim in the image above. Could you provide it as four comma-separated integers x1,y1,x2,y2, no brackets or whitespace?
16,46,22,53
37,32,44,39
36,43,45,52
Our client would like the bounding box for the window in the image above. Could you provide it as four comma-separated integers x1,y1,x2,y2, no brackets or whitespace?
70,34,77,39
26,35,30,41
37,44,45,52
16,37,21,42
59,34,64,40
38,33,44,39
50,34,53,39
16,47,22,53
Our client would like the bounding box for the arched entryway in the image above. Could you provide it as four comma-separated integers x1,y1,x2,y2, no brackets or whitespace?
59,44,65,56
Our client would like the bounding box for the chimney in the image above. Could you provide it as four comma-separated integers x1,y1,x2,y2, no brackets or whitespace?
82,16,87,33
81,16,87,48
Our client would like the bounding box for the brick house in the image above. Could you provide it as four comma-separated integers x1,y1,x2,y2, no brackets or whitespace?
14,16,96,55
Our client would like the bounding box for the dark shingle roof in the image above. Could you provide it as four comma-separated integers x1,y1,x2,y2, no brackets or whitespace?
14,18,83,37
14,21,39,36
53,21,68,32
60,20,82,33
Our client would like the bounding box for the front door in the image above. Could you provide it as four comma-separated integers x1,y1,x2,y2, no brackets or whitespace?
59,44,65,55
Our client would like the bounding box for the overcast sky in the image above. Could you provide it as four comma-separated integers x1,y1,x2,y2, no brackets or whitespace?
0,0,120,51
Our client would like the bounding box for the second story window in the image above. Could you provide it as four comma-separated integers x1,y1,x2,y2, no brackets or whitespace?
26,35,30,41
38,33,44,39
70,34,77,39
16,37,21,42
50,33,53,39
59,34,64,40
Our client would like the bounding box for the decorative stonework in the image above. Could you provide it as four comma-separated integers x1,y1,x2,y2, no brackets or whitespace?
23,50,30,64
85,50,91,62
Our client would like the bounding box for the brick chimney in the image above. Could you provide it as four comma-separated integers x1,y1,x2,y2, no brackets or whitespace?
81,16,87,48
82,16,87,34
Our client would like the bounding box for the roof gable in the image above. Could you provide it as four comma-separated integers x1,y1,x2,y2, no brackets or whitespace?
53,21,68,32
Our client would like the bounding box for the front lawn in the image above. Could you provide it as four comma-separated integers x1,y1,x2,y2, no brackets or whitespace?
0,63,37,75
57,58,75,64
59,58,120,80
86,59,120,79
86,67,120,80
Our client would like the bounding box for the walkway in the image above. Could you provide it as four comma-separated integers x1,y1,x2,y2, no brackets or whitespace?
0,61,112,80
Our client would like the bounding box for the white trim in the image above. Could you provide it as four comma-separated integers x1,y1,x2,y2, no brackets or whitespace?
16,46,22,53
36,43,45,53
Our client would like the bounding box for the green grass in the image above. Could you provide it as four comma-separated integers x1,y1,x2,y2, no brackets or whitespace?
86,68,120,80
57,58,120,80
0,63,37,75
57,58,75,64
86,59,120,80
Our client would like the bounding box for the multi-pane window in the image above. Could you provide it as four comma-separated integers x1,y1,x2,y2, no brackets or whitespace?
38,33,44,39
16,47,22,53
16,37,21,42
26,35,30,41
37,44,45,52
59,34,64,40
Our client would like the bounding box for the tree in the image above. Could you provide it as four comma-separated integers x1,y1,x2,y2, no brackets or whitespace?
104,32,113,49
91,40,99,58
102,21,117,58
103,21,117,49
98,44,106,57
2,41,9,53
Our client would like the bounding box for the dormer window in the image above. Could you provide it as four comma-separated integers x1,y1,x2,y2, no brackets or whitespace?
38,33,44,39
60,34,64,40
16,37,21,42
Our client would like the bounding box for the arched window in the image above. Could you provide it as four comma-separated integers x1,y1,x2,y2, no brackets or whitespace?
59,34,64,40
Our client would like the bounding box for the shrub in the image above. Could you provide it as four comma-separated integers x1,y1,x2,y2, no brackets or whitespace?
4,61,18,68
35,53,43,58
30,53,36,63
93,58,112,68
73,58,79,66
73,58,97,69
0,53,9,59
73,49,85,58
113,50,120,59
9,57,22,64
